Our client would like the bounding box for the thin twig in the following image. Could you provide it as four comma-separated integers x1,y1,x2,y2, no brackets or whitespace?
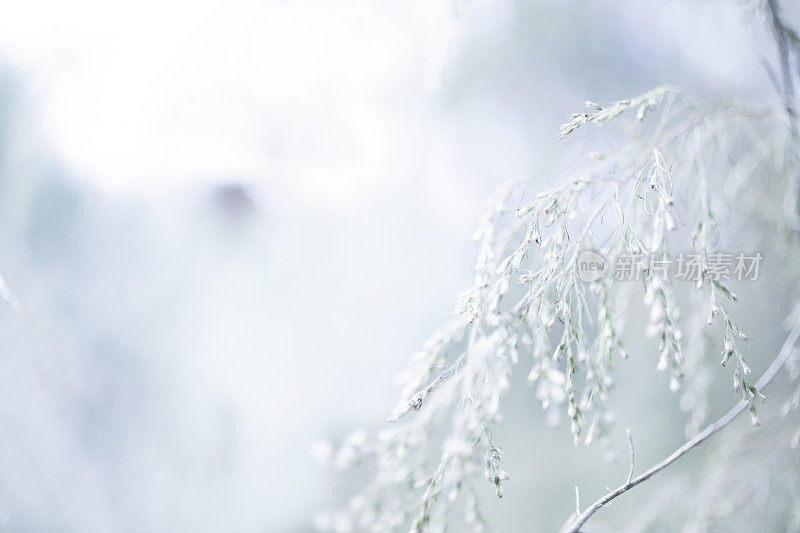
572,198,613,258
625,428,634,485
766,0,796,108
766,0,800,217
574,486,580,516
560,326,800,533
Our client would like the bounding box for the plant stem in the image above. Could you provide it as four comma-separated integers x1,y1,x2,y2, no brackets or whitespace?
766,0,796,110
766,0,800,218
559,325,800,533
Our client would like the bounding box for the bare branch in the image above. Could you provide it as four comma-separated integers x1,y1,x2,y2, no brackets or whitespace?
560,326,800,533
574,486,580,516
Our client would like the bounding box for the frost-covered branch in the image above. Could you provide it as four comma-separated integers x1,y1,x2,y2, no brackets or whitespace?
320,5,800,530
319,80,798,531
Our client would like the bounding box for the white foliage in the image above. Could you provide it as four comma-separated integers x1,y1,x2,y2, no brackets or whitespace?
320,3,800,529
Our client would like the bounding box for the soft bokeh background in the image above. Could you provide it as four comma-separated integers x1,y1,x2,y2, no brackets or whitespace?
0,0,795,531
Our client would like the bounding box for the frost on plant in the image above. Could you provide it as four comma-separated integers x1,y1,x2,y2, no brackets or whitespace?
318,73,800,530
312,1,800,530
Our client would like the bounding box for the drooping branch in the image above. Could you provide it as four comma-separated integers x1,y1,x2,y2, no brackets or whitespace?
559,325,800,533
559,7,800,531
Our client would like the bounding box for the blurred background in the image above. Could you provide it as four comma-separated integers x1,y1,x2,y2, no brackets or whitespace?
0,0,795,531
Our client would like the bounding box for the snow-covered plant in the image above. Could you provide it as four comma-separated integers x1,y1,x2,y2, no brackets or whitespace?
319,1,800,531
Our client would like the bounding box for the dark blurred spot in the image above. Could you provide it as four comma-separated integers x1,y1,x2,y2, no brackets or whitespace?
210,182,256,230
